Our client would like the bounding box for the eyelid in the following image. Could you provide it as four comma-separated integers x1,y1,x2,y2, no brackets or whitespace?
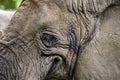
41,33,57,41
41,31,59,39
40,31,70,48
40,32,58,48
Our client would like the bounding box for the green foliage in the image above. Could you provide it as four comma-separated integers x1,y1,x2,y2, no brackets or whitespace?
0,0,22,10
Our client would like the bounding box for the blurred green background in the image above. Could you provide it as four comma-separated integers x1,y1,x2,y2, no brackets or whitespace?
0,0,22,10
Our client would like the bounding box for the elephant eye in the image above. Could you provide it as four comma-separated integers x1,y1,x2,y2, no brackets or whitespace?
41,33,58,47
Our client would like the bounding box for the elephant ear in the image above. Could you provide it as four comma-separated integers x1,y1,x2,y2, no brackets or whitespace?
66,0,119,14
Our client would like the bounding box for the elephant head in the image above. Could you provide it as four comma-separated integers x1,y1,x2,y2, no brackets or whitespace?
0,0,120,80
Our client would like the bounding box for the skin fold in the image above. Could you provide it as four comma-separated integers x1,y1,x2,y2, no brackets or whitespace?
0,0,120,80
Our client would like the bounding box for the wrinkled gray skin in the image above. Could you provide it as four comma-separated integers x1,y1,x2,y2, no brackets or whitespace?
0,0,120,80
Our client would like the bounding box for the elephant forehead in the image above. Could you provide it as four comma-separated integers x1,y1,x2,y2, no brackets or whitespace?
6,1,67,36
25,0,117,13
23,5,68,35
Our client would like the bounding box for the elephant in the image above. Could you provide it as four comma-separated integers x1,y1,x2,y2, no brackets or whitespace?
0,0,120,80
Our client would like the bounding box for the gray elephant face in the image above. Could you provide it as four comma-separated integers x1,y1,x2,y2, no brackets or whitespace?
0,0,120,80
0,0,81,80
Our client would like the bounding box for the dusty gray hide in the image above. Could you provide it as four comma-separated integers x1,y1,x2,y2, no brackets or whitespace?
0,0,120,80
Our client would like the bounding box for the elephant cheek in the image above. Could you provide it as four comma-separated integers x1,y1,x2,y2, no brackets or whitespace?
38,57,54,80
0,52,20,80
